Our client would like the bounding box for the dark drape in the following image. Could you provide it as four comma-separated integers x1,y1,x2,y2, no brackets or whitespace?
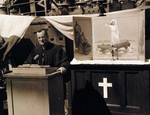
0,36,34,68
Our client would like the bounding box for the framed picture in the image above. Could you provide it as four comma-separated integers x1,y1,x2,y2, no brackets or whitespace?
73,9,149,61
73,17,93,60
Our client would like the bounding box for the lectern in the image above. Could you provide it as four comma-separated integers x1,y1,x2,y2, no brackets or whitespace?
3,68,64,115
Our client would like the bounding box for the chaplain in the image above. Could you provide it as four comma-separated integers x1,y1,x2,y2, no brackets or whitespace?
26,29,69,74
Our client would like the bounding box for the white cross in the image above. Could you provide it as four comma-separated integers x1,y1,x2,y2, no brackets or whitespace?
98,78,112,98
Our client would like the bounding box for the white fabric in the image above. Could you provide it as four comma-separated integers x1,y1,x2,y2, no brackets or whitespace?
0,14,35,38
43,9,143,40
0,8,144,40
44,15,74,40
71,58,150,65
0,8,143,41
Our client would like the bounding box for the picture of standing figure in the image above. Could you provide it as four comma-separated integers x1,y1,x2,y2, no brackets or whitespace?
74,21,91,55
74,21,82,51
106,19,120,45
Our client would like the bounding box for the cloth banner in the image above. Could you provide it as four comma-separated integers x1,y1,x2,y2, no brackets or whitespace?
0,15,35,61
44,15,74,40
0,14,35,38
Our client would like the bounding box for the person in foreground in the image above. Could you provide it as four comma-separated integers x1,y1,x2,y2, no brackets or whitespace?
26,29,69,74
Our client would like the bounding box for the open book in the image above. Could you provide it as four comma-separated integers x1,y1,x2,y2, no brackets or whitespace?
12,64,58,75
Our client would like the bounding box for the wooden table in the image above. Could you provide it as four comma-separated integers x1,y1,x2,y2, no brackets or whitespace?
69,64,150,115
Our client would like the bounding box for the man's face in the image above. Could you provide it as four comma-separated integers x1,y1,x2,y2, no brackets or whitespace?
37,30,48,46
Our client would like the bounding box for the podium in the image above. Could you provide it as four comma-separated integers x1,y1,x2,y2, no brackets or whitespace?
3,68,65,115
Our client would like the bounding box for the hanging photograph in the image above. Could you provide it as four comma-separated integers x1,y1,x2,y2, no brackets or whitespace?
73,17,93,60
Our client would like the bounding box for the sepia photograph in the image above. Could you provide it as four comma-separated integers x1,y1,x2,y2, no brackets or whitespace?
0,0,150,115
